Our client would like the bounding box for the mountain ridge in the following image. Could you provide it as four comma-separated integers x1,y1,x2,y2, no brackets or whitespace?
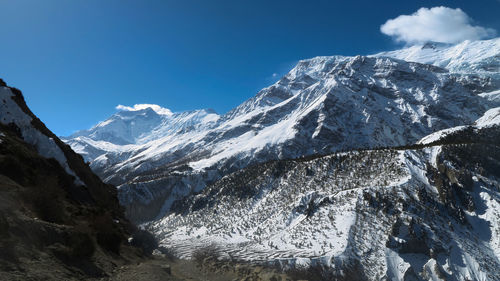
64,39,500,224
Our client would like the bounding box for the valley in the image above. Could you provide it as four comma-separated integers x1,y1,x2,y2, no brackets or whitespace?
1,37,499,280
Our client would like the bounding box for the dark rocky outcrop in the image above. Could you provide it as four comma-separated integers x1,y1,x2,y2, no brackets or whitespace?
0,80,148,279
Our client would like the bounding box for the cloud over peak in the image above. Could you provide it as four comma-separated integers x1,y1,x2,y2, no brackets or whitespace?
381,7,496,44
116,104,173,115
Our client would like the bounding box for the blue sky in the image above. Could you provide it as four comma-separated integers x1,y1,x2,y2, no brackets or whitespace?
0,0,499,136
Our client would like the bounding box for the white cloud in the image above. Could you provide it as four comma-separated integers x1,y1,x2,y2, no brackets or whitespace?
272,73,278,78
380,6,496,44
116,104,173,115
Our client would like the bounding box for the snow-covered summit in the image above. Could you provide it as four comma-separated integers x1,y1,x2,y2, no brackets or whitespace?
373,37,500,76
69,107,164,145
67,106,219,146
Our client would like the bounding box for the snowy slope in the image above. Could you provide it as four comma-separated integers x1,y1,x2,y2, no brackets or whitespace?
151,121,500,280
374,38,500,78
474,107,500,127
418,106,500,145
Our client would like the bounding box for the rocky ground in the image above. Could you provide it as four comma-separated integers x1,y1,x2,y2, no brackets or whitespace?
107,256,295,281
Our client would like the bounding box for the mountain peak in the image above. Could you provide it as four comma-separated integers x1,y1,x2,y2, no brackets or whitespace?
373,37,500,75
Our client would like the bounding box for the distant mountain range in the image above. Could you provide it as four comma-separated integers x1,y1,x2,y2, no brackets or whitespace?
62,38,500,280
64,38,500,222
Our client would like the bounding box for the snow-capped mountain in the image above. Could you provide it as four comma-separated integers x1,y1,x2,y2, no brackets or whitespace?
69,106,219,146
59,38,500,279
374,38,500,78
66,107,219,161
64,39,500,224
